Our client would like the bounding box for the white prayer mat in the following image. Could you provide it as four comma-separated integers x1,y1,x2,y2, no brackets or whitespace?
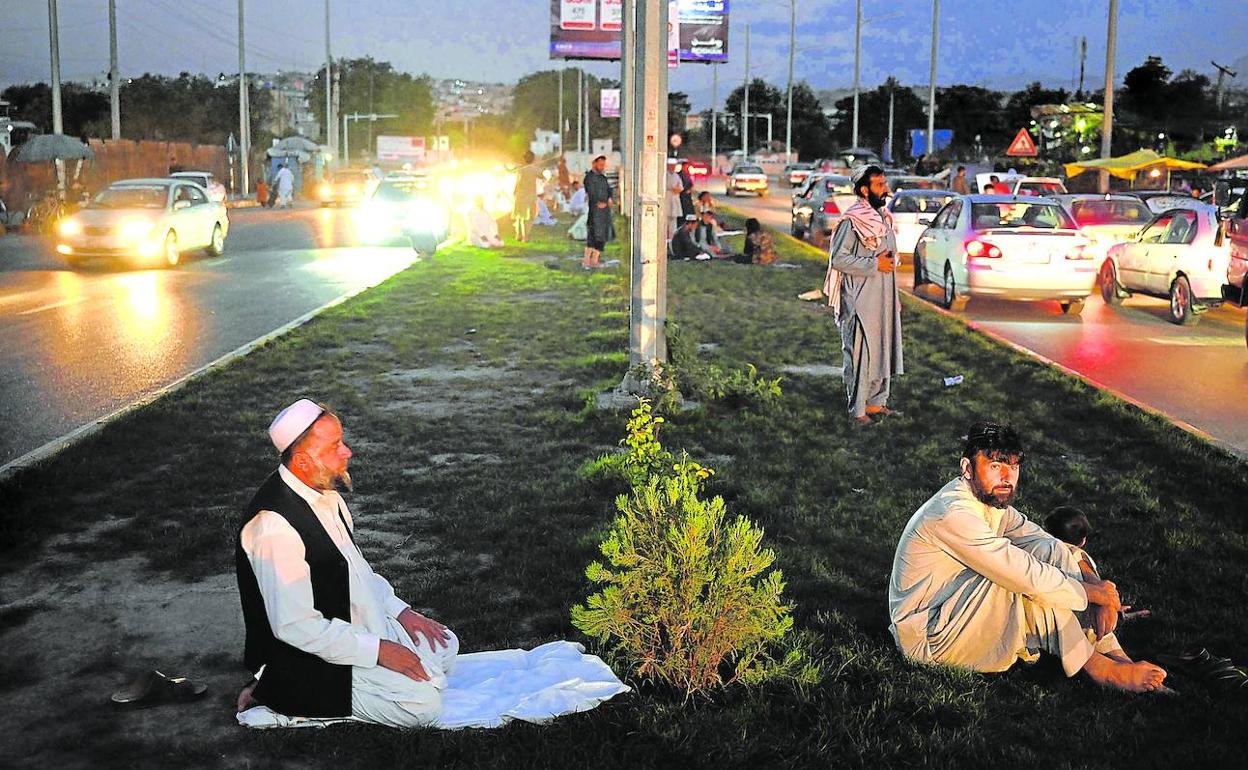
236,641,630,731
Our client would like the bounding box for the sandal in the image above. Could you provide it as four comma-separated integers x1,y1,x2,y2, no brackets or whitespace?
1155,648,1248,694
111,669,208,709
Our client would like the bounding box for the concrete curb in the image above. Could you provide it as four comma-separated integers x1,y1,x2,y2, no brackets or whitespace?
225,199,262,209
0,256,416,482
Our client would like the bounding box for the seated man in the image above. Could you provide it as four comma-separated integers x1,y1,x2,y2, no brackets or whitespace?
694,209,735,260
467,198,504,249
566,181,588,214
888,422,1167,693
236,400,459,727
670,214,708,260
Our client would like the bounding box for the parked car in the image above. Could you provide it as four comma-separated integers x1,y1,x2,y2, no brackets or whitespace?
318,168,375,207
888,189,955,255
1125,190,1205,214
913,195,1095,313
784,162,815,187
972,174,1067,196
681,158,710,179
56,178,229,267
886,174,941,192
169,171,227,203
354,173,449,255
790,173,855,245
1100,204,1233,325
1225,192,1248,347
725,164,769,197
1054,193,1153,262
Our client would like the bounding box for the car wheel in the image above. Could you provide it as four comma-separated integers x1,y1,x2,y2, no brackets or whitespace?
1168,275,1200,325
941,262,959,310
913,247,927,287
758,189,768,198
163,231,180,267
1060,299,1085,316
206,224,225,257
1098,260,1122,305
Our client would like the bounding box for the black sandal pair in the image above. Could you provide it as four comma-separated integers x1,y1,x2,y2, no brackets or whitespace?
110,669,208,709
1155,648,1248,694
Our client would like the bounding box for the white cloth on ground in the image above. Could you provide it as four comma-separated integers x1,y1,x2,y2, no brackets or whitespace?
237,641,629,730
568,211,588,241
534,198,557,225
468,207,503,248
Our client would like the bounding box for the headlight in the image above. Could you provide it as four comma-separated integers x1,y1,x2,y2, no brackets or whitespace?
119,219,156,241
346,185,358,195
58,218,82,236
319,184,331,197
407,199,450,230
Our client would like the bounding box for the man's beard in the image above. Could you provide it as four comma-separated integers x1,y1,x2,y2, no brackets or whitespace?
331,469,354,493
969,473,1015,509
868,191,888,209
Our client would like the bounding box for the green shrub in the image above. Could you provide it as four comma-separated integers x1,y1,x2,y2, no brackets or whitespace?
665,322,783,410
573,400,814,698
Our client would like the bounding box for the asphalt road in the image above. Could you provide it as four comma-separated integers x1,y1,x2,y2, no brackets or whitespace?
0,205,419,467
721,179,1248,457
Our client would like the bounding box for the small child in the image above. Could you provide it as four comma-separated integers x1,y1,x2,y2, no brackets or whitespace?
1043,505,1148,662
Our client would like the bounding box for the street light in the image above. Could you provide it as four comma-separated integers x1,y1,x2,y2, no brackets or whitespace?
342,112,397,165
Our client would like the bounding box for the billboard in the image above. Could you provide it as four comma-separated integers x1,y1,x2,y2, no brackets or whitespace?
376,135,426,164
600,88,621,118
550,0,729,63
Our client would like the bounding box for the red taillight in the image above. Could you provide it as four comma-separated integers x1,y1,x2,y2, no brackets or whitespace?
822,200,840,215
965,239,1002,258
1065,245,1092,260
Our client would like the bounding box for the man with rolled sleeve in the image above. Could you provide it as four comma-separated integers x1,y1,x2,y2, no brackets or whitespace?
888,422,1167,693
235,399,459,727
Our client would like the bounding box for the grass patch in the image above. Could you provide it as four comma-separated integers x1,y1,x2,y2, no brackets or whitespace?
1,211,1247,767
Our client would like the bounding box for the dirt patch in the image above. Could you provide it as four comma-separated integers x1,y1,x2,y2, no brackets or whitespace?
384,366,514,384
780,364,843,378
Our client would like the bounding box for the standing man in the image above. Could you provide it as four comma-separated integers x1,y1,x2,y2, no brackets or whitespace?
273,162,295,208
825,165,903,424
888,422,1168,693
666,162,684,237
236,400,459,727
582,155,614,269
678,162,696,220
512,151,539,243
951,166,969,194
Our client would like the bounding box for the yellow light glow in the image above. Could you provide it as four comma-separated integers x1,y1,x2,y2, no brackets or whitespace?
120,218,156,241
319,184,331,198
56,243,73,255
58,218,82,236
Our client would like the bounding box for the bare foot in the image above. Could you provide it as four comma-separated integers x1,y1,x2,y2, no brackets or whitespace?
236,680,258,713
1083,652,1167,692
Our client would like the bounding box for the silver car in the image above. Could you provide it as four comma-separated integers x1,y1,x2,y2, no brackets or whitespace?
790,173,856,247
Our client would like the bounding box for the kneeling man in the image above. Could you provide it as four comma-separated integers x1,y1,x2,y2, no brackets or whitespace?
887,422,1166,693
236,399,459,727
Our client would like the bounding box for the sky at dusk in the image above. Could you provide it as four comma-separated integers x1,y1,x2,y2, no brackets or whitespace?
2,0,1245,110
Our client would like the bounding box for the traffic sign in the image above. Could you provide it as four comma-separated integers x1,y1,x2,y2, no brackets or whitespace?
1006,128,1038,157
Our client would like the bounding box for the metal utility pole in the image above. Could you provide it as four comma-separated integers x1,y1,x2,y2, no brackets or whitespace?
332,66,341,165
584,70,591,153
577,69,584,154
711,62,718,172
1078,37,1088,98
926,0,939,160
108,0,120,139
558,68,565,155
238,0,250,194
1212,61,1237,111
325,0,334,157
785,0,795,162
623,0,670,387
620,4,635,216
852,0,862,148
886,82,895,163
742,24,750,158
47,0,63,136
343,112,397,166
1099,0,1118,193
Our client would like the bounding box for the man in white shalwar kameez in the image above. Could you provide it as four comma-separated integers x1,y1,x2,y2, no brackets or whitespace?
273,163,295,208
888,422,1168,693
236,400,459,727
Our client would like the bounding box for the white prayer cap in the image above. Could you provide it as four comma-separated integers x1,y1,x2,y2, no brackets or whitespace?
268,399,325,453
851,164,878,186
684,214,698,221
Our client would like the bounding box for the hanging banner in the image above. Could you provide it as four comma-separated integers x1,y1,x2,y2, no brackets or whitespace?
550,0,730,62
668,2,680,68
600,88,621,118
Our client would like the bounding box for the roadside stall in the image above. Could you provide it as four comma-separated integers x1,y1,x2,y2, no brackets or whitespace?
1063,149,1206,192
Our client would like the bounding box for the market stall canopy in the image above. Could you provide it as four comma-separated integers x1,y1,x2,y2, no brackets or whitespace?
1064,149,1205,181
1208,154,1248,172
13,134,95,162
266,136,323,162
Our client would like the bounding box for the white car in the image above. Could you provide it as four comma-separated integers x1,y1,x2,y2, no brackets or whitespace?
913,194,1095,314
1100,204,1233,325
888,189,955,255
56,178,229,267
973,174,1067,196
1055,193,1153,263
169,171,227,203
726,164,769,197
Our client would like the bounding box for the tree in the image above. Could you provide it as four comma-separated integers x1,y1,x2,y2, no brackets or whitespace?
1122,56,1172,124
786,83,834,160
723,78,785,154
306,58,434,161
831,80,925,160
511,69,618,157
1005,82,1071,132
668,91,690,142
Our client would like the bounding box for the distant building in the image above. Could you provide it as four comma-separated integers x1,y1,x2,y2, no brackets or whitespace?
257,72,321,141
432,78,513,126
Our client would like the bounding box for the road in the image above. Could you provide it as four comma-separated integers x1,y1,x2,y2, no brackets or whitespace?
0,205,419,467
721,179,1248,457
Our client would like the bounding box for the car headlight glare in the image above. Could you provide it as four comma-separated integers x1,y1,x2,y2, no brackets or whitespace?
58,218,82,236
120,219,156,241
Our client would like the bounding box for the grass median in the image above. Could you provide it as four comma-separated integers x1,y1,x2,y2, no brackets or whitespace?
2,212,1247,768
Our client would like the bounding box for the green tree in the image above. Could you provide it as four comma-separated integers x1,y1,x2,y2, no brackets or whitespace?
306,58,434,162
511,69,619,156
668,91,691,143
1005,82,1071,133
723,78,785,153
1122,56,1172,124
832,79,926,159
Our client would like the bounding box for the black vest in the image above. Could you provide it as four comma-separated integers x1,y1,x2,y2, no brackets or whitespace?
236,470,353,718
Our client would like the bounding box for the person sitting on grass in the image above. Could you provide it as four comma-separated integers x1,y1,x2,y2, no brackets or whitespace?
742,218,776,265
888,422,1168,693
467,198,504,249
696,190,718,219
695,209,736,260
236,400,459,728
670,214,709,260
1044,505,1151,631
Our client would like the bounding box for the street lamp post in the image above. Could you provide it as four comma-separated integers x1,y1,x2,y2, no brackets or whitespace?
710,62,718,173
108,0,120,140
785,0,795,162
852,0,862,148
927,0,939,160
343,112,397,165
238,0,250,195
1099,0,1119,193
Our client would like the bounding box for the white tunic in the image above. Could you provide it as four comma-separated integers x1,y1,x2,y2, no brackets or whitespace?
889,477,1091,674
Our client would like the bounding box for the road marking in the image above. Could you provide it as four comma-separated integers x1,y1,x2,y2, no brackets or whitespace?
16,297,87,315
1146,336,1244,347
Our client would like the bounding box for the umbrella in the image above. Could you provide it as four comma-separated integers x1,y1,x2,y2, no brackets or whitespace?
1063,149,1205,180
1209,154,1248,172
13,133,95,163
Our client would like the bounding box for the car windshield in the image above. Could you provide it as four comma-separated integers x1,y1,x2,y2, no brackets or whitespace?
1069,199,1151,226
175,175,210,187
735,166,763,175
92,186,166,209
971,202,1074,230
892,193,953,213
824,177,852,194
373,179,430,202
1018,181,1063,194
